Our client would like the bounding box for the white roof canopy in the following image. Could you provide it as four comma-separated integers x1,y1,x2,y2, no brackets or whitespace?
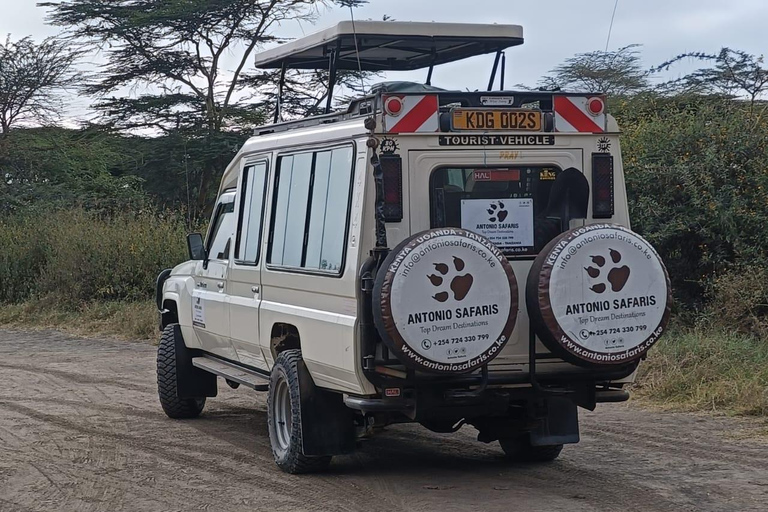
253,21,524,71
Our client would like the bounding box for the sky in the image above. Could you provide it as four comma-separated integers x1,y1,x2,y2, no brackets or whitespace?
1,0,767,124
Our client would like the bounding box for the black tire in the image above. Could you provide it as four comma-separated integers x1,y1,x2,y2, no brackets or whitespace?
499,435,563,463
157,324,205,419
267,350,332,474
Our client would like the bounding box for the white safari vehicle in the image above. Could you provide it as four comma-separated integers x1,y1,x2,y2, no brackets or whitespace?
156,22,671,473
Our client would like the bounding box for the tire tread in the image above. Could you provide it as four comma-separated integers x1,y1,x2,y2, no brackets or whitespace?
267,349,332,474
156,325,205,419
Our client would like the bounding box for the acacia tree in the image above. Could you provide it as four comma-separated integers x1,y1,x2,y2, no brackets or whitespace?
38,0,329,214
539,45,649,96
655,48,768,111
40,0,370,215
0,36,80,138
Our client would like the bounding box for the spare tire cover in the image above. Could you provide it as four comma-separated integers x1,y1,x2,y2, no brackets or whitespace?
527,224,671,366
373,228,518,374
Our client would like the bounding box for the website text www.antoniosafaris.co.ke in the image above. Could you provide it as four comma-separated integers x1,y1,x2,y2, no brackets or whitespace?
400,336,506,372
389,229,502,278
546,225,654,270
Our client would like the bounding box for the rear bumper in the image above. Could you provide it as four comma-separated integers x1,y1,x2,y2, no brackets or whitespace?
345,386,629,414
347,362,634,418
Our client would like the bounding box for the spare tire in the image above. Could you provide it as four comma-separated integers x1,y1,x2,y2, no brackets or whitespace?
373,228,518,374
527,224,671,367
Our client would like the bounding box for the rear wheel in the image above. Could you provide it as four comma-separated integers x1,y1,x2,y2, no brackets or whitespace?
499,435,563,463
156,325,205,419
267,350,332,474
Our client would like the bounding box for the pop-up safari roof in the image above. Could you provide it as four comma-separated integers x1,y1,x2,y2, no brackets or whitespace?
253,21,524,71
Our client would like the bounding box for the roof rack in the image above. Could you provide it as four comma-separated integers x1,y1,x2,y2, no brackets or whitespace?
254,87,569,137
254,21,524,121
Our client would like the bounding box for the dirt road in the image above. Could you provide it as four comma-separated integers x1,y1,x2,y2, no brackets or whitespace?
0,329,766,512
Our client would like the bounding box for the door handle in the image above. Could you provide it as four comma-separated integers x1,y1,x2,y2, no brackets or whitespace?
217,282,224,290
251,285,260,294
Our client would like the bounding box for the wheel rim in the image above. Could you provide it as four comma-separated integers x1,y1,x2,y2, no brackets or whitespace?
273,376,292,452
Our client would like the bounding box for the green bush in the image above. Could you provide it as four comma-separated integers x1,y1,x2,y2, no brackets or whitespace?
615,95,768,325
0,213,52,302
0,208,188,305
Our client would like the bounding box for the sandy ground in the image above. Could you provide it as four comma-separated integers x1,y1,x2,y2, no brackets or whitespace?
0,328,766,512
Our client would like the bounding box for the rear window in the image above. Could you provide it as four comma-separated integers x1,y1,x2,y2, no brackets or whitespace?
430,166,562,257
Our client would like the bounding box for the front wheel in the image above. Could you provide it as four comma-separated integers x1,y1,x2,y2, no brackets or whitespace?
267,350,332,474
499,435,563,463
157,324,206,419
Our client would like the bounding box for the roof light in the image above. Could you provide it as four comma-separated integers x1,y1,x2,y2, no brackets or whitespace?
384,96,404,117
587,97,605,117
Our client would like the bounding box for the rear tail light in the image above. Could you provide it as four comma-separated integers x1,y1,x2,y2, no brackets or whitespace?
592,153,614,218
380,155,403,222
384,96,404,117
587,97,605,117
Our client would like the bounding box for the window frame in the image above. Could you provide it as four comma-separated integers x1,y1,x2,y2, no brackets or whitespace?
266,142,357,278
205,190,237,262
428,164,564,260
234,159,270,267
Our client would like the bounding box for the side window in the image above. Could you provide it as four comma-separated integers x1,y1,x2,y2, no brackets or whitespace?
208,198,235,261
305,147,353,271
237,162,269,264
269,153,312,267
268,146,354,274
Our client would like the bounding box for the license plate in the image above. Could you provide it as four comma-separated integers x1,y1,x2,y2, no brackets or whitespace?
451,109,542,131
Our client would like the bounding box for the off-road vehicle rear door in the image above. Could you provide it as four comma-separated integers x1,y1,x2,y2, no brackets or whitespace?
409,148,584,361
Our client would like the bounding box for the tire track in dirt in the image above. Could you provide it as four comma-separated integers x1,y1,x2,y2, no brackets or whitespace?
0,400,400,512
1,328,767,512
0,362,153,394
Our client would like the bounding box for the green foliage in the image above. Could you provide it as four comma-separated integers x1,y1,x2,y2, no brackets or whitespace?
0,127,148,213
615,94,768,319
0,208,188,305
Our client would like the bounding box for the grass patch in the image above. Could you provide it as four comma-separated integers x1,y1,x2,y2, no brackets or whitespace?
0,298,158,341
635,328,768,416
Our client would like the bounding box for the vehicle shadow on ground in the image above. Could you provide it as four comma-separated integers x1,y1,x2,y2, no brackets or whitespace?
185,401,542,477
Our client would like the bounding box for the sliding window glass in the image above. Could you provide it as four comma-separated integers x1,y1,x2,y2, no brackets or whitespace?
238,162,268,264
305,147,353,272
269,153,312,267
268,146,354,274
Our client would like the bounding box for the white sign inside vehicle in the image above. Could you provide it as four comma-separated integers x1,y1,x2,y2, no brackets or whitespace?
460,198,534,250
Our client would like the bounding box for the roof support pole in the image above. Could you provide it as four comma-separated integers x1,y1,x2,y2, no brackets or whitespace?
273,61,287,123
425,45,437,85
325,40,341,114
500,51,506,90
487,49,502,91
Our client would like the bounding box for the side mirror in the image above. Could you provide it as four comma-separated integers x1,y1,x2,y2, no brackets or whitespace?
187,233,206,261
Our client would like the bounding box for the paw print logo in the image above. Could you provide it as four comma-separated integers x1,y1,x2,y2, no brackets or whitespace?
487,201,508,223
584,248,631,294
427,256,474,303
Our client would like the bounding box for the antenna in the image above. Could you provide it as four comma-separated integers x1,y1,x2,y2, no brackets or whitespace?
605,0,620,52
348,5,366,94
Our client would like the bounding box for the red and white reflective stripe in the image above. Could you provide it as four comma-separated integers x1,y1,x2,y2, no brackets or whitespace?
383,95,439,133
554,96,606,133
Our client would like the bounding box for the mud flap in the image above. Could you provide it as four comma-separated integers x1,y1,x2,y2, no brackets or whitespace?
530,396,579,446
172,325,217,399
296,358,356,456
